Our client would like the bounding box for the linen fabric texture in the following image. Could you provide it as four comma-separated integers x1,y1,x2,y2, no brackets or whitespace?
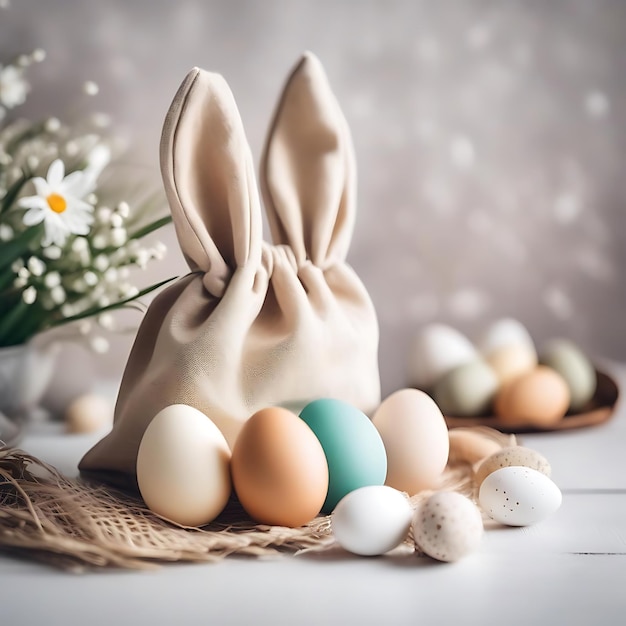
79,52,380,489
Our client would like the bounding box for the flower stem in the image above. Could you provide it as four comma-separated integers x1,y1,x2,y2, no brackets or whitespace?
50,275,177,327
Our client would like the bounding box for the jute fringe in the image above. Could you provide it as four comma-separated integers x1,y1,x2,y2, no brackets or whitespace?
0,427,516,572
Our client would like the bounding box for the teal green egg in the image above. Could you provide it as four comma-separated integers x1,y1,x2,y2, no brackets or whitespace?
299,398,387,513
540,339,597,412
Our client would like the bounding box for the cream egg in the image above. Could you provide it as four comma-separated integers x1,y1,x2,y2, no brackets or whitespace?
407,323,478,390
479,318,535,356
136,404,232,527
413,491,483,562
372,388,449,495
486,343,538,386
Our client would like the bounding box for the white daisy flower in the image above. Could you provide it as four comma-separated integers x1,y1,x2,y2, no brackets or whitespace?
18,159,96,246
0,64,29,109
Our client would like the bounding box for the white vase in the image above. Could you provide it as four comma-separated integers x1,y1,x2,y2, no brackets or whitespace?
0,339,59,419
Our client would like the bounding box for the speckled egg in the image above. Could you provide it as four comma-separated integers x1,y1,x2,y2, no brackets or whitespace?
412,491,483,562
474,446,552,488
479,466,562,526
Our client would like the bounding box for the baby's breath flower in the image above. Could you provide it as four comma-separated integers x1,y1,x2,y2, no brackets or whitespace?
83,270,98,287
121,284,139,299
42,245,62,260
0,42,173,348
50,285,66,305
98,313,115,330
93,254,109,272
43,271,61,288
110,227,127,247
44,117,61,133
92,233,108,249
0,63,29,108
103,267,118,283
31,49,46,63
27,256,46,276
78,321,92,335
90,336,110,354
83,81,99,96
0,223,13,241
116,201,130,218
22,285,37,304
96,206,112,224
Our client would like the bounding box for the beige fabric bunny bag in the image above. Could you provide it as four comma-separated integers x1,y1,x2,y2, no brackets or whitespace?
80,53,380,488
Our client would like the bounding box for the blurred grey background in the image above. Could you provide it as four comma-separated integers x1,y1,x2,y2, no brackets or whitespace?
2,0,625,398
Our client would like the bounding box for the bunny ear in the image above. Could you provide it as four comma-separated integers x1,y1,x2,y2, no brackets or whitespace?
260,52,357,267
160,68,261,296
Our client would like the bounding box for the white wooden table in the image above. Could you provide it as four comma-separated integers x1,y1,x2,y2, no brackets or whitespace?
2,364,626,626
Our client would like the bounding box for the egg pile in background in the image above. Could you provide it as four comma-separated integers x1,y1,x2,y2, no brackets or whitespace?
134,356,565,562
408,318,598,429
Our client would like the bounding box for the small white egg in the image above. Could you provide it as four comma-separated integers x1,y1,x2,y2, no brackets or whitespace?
137,404,232,527
412,491,483,562
65,393,113,434
479,466,562,526
331,486,413,556
479,318,535,357
407,323,478,389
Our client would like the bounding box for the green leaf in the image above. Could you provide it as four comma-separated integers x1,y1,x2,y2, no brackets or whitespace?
0,297,45,347
51,275,178,327
0,224,43,272
127,215,172,240
1,174,29,214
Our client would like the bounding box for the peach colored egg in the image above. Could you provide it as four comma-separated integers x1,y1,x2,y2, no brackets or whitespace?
231,407,329,527
494,366,570,428
372,388,449,495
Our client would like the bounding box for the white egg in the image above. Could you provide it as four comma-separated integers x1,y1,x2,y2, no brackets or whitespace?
479,318,535,357
372,388,449,495
136,404,232,527
331,486,413,556
407,323,478,389
65,393,113,434
479,466,562,526
412,491,483,562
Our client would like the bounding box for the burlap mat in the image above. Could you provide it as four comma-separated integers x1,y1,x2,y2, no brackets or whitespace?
0,428,515,571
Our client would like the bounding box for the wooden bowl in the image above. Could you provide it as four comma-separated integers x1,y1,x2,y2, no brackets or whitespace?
443,369,620,433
